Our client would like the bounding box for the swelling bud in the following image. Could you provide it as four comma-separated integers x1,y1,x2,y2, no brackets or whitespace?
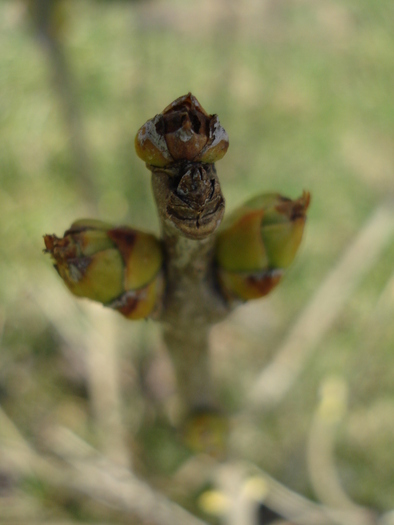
215,192,310,301
44,219,164,319
135,93,229,167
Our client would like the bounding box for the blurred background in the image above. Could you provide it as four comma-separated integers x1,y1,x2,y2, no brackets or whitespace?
1,0,394,523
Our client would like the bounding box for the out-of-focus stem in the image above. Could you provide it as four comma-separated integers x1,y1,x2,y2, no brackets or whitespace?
29,0,97,208
0,408,209,525
162,323,212,409
83,305,130,468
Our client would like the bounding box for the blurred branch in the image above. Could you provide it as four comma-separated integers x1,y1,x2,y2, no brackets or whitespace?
0,306,5,347
3,519,118,525
247,200,394,410
81,304,131,468
306,377,373,525
210,460,376,525
27,0,97,208
0,408,209,525
29,280,131,468
359,267,394,347
214,463,259,525
175,454,378,525
241,464,377,525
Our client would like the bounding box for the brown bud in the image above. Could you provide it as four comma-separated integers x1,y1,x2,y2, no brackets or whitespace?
135,93,229,166
151,163,225,240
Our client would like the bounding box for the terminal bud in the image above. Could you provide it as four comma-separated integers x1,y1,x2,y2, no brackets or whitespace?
135,93,229,167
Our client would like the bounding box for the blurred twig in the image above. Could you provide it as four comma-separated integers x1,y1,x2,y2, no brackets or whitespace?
0,408,209,525
247,201,394,410
29,280,131,468
27,0,98,209
242,464,376,525
0,307,5,347
0,403,376,525
81,304,131,468
306,377,373,524
4,520,124,525
211,460,376,525
358,267,394,348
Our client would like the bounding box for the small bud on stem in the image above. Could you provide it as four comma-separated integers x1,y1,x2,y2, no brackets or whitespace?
135,93,229,167
44,220,164,319
215,192,310,301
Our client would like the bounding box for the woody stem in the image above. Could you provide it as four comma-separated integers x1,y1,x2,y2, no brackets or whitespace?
151,169,231,414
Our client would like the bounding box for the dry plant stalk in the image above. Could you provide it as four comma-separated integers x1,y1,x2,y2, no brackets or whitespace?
27,0,97,206
44,93,310,452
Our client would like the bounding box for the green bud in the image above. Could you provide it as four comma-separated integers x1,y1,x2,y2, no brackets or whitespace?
182,408,229,459
215,192,310,301
44,220,164,320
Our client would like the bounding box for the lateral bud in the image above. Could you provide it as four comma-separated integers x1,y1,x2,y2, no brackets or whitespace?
182,407,229,458
44,219,164,319
214,191,310,301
